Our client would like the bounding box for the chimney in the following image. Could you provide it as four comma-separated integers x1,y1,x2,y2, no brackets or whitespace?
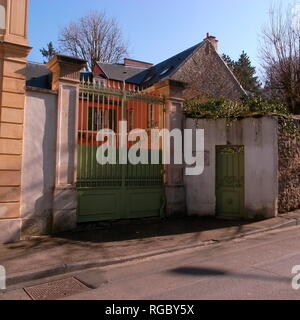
204,33,219,51
124,58,153,69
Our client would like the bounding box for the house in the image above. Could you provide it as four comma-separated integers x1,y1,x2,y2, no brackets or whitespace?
75,34,246,157
91,33,246,100
25,34,246,153
25,33,246,109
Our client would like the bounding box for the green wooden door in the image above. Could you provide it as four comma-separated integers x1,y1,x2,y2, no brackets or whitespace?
216,145,245,218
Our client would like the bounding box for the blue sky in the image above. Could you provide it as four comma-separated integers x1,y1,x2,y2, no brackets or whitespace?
28,0,294,75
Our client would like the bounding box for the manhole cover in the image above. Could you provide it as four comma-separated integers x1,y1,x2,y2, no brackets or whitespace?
24,277,89,300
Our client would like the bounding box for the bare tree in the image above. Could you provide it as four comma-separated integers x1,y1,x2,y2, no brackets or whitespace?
259,2,300,113
59,11,128,70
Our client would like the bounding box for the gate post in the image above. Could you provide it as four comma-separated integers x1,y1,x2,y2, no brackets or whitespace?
47,55,86,232
154,80,187,216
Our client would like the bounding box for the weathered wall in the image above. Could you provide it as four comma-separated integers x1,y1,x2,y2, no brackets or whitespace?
278,120,300,213
172,42,245,100
155,80,186,216
184,117,278,219
20,89,57,236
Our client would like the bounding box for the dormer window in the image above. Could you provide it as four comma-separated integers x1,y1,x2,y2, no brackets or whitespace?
0,5,5,30
144,75,154,83
160,67,171,76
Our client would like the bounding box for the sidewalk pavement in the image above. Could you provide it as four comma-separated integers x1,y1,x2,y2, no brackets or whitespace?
1,211,300,287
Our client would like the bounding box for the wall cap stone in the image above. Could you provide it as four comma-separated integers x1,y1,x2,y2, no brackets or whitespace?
47,54,86,90
26,86,58,95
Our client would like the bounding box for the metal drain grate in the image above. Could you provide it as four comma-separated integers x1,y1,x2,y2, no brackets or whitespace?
24,277,89,300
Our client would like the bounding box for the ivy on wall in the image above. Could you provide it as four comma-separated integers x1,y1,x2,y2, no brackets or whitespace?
183,95,298,135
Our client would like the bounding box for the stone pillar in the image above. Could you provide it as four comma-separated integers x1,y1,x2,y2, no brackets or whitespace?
0,0,31,243
154,80,187,216
47,55,86,233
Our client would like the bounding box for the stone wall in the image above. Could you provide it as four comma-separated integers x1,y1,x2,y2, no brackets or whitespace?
278,120,300,213
172,41,245,100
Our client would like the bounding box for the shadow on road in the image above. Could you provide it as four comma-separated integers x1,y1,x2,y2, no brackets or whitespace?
0,216,268,273
170,266,290,283
56,216,257,243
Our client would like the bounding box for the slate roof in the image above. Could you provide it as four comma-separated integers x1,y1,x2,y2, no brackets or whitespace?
96,63,149,83
94,41,204,88
129,41,204,87
26,62,52,89
26,62,93,89
25,40,206,90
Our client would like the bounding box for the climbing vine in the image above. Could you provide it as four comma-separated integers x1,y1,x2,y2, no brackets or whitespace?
183,95,298,135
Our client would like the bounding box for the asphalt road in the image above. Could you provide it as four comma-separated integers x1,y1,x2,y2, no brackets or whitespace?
66,225,300,300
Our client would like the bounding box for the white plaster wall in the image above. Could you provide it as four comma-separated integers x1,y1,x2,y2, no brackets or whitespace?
184,117,278,218
21,91,57,230
243,118,278,218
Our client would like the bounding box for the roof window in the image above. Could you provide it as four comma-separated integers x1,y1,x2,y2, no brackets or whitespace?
144,75,154,82
160,67,172,76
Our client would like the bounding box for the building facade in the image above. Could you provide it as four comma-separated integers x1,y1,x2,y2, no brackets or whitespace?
0,0,31,242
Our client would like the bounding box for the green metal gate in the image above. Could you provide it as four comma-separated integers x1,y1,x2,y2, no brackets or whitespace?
216,145,245,218
77,81,165,223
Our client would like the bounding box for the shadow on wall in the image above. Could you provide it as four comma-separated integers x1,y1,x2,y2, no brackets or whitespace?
20,91,58,237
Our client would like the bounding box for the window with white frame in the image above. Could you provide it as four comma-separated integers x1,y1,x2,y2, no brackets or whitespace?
93,78,106,88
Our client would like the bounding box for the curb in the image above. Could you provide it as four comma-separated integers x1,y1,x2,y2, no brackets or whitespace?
6,240,216,287
5,217,300,288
